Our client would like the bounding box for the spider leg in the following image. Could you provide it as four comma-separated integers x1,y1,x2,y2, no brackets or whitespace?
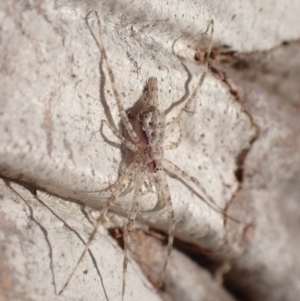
122,172,143,301
162,158,224,213
142,173,155,195
79,178,123,194
163,121,183,150
101,119,137,151
155,170,175,287
58,163,136,295
119,178,134,197
165,19,214,138
163,159,241,223
140,173,164,213
78,161,127,194
86,11,139,144
100,119,121,149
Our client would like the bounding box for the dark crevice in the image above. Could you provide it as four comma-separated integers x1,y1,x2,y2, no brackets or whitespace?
173,236,248,301
149,230,245,301
234,148,249,183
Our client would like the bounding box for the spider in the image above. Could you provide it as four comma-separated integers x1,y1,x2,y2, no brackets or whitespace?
59,10,216,301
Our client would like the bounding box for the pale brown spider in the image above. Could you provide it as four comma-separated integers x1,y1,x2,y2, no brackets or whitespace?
60,10,215,301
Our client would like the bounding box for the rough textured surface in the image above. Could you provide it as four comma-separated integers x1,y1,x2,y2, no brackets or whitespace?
1,0,300,301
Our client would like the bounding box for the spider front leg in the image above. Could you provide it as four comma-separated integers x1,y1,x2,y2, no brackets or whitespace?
86,11,139,144
165,19,214,138
101,119,137,152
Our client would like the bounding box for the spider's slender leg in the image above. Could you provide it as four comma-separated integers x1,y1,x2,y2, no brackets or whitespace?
86,11,139,144
165,20,214,138
162,158,223,213
122,172,143,301
100,119,121,149
101,120,138,151
155,170,175,287
141,174,155,195
163,121,183,150
79,178,123,194
139,173,164,213
119,178,134,197
59,163,136,295
163,159,241,223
